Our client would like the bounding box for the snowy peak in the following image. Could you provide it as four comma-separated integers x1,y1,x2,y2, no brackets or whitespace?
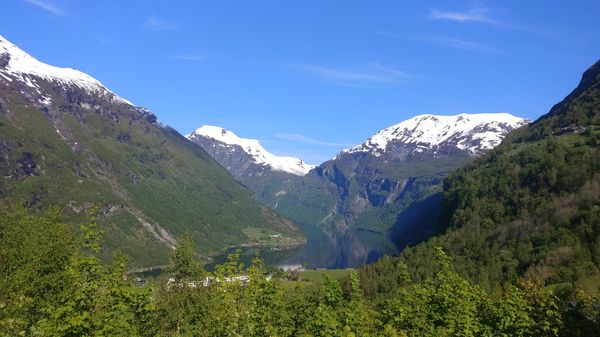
342,113,528,157
0,34,131,105
187,125,316,176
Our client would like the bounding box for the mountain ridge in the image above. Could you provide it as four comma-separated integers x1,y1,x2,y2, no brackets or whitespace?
339,112,528,159
0,34,131,105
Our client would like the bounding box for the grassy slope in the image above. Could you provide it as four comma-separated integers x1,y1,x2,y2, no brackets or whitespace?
279,269,354,290
0,84,302,268
239,172,339,225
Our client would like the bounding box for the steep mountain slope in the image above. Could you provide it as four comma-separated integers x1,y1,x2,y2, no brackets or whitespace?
186,126,336,227
0,35,302,267
363,59,600,293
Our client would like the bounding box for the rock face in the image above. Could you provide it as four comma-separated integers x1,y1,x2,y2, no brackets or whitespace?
312,113,527,231
189,130,273,178
310,113,528,225
0,34,302,268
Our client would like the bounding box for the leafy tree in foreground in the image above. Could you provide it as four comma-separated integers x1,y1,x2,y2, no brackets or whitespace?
0,207,74,336
154,234,209,336
0,207,154,337
379,248,562,337
35,210,155,336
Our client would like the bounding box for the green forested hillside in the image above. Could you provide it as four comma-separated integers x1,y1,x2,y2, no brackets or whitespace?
362,60,600,299
237,171,339,226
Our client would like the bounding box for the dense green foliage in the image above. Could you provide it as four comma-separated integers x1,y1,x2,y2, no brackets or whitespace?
440,133,600,288
430,59,600,288
366,60,600,292
0,208,154,336
3,208,597,336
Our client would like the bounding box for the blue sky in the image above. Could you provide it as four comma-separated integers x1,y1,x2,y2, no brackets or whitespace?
2,1,600,163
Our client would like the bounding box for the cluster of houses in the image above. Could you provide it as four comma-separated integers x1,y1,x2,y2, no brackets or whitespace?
167,274,272,288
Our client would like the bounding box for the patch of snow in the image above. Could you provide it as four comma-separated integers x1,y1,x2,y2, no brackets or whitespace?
23,75,36,88
341,113,528,156
0,72,12,82
40,96,52,105
188,125,316,176
0,34,132,105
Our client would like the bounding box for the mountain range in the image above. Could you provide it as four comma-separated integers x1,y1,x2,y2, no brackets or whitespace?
0,35,303,268
189,111,528,266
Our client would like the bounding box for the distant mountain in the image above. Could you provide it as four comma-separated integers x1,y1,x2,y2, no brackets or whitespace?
192,112,527,265
309,113,527,232
0,35,302,268
187,125,315,177
340,113,527,159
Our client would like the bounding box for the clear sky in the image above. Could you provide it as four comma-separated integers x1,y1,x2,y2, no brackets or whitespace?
2,1,600,163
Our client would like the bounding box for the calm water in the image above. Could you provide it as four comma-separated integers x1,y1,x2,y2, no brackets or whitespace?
207,223,398,270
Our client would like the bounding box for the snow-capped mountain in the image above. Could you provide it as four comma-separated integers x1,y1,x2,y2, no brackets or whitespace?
341,113,528,158
187,125,315,176
285,112,530,231
0,34,131,105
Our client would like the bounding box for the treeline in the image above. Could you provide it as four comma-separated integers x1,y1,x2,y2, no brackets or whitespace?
2,208,597,336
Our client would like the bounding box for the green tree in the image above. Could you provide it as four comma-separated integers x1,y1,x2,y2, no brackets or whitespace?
35,212,155,336
168,234,204,282
0,207,74,336
154,234,210,336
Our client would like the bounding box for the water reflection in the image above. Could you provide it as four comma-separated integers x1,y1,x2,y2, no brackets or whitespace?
280,223,398,269
207,223,398,270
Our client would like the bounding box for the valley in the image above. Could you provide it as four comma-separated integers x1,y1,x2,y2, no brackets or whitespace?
189,114,528,268
1,3,600,334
